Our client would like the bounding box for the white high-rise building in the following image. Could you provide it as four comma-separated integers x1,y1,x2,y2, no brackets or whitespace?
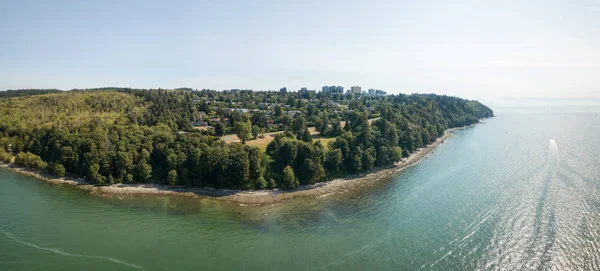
350,86,361,94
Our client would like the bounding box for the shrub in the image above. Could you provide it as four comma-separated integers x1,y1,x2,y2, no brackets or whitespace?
0,151,13,163
124,174,134,183
256,176,267,189
268,178,277,189
47,162,66,177
14,152,47,170
167,169,178,186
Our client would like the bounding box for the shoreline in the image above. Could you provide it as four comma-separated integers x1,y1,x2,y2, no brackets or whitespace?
0,125,476,206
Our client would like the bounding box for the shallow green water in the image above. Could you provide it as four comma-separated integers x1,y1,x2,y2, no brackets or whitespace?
2,107,600,271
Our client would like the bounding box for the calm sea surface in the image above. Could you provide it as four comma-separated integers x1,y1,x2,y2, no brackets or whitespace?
1,107,600,271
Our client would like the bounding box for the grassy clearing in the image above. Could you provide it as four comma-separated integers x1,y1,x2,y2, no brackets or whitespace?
313,135,336,147
222,127,337,151
220,120,382,151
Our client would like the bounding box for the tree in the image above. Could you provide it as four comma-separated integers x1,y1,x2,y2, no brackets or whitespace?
302,158,325,184
276,141,297,170
391,146,403,163
252,125,260,139
88,163,103,184
283,165,298,189
274,105,283,117
167,169,178,186
325,149,342,170
214,122,225,136
307,104,317,116
362,147,376,171
421,129,431,145
292,113,306,136
316,114,330,135
350,147,363,173
116,151,133,178
330,120,342,136
59,146,78,172
376,146,390,166
247,146,265,186
135,162,152,182
234,121,252,144
301,128,312,142
225,144,250,188
282,115,293,129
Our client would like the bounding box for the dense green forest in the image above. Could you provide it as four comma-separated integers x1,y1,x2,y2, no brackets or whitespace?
0,89,62,98
0,88,493,189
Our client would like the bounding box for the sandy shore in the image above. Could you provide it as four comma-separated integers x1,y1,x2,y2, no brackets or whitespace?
0,125,475,206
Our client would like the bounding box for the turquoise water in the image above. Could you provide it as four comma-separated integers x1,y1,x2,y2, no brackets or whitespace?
1,108,600,270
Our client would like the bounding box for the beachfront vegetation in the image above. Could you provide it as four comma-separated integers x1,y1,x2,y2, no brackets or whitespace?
0,88,493,189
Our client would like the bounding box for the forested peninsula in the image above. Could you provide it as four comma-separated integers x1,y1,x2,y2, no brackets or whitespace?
0,88,493,193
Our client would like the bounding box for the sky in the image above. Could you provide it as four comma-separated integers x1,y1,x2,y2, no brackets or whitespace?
1,0,599,104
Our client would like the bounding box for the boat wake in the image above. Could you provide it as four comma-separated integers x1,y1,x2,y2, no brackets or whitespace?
549,139,558,157
0,226,146,270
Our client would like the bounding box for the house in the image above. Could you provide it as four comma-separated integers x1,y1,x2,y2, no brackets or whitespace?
195,120,208,126
286,110,301,117
269,123,283,129
223,108,249,114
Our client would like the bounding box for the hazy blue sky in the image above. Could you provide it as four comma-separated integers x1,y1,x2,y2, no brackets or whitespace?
1,0,598,102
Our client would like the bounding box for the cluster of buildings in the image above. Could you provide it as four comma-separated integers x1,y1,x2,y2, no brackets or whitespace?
300,87,317,93
191,85,388,130
317,85,387,96
216,86,387,96
321,86,344,94
367,88,387,96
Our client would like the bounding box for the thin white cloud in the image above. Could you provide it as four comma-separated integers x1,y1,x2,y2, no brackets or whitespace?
473,61,600,68
588,6,600,12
